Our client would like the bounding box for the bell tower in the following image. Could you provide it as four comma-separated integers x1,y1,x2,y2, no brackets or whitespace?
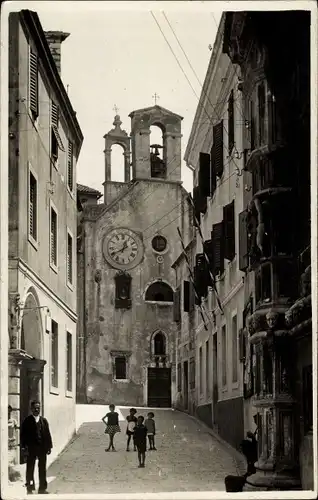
129,105,183,182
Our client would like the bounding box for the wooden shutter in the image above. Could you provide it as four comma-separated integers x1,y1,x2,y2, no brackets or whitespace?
228,90,234,154
51,101,59,127
173,286,181,322
68,141,74,191
239,328,246,362
192,186,201,227
29,50,38,118
189,280,195,311
51,101,65,152
50,209,57,265
210,144,217,197
183,280,190,312
238,210,249,271
212,222,224,275
195,253,208,298
213,121,224,178
29,174,37,240
199,152,211,197
223,200,235,261
67,234,73,283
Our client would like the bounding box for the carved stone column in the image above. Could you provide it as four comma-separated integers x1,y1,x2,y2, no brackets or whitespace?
244,310,300,490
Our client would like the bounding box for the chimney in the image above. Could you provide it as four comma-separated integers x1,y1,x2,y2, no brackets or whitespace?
44,31,70,75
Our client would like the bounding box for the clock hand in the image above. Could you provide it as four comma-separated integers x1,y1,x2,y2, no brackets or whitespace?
112,241,128,255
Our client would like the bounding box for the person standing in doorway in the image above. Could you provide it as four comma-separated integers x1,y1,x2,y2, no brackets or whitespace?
133,415,147,468
102,404,121,452
145,412,157,450
21,401,53,494
126,408,137,452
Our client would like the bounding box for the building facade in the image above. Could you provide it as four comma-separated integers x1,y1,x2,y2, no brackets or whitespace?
8,9,83,472
77,105,189,407
223,10,312,490
174,13,254,450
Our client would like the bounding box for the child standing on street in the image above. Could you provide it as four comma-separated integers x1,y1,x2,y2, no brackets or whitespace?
145,412,156,450
102,404,121,452
133,415,147,468
126,408,137,452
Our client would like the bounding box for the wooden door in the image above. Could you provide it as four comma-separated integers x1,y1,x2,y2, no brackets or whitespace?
147,367,171,408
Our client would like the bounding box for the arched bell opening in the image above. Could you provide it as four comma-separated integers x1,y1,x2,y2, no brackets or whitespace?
111,143,126,183
150,124,166,179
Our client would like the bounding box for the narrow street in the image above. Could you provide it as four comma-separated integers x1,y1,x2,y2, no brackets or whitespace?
46,406,241,494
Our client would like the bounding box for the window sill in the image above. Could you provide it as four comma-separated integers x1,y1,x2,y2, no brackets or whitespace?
65,390,73,398
112,378,130,383
28,234,38,251
145,301,174,306
50,386,59,396
50,262,58,274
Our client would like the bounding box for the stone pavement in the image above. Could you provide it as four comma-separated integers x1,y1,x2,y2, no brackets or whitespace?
46,406,242,494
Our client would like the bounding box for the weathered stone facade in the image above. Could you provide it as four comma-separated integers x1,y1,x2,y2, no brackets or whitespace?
77,105,188,407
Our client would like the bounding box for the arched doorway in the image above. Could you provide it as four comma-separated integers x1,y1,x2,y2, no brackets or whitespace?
19,289,46,463
148,330,171,408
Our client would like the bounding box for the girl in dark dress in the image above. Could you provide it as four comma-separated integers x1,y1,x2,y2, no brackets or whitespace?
133,415,147,468
126,408,137,452
102,404,121,452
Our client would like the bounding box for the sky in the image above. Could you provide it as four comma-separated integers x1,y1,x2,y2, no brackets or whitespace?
6,1,223,195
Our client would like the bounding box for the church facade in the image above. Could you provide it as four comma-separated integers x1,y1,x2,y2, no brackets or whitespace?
77,105,189,407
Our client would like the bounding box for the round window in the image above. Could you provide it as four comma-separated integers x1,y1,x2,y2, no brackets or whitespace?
152,235,167,253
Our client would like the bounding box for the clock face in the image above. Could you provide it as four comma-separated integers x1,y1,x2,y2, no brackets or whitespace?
102,228,143,270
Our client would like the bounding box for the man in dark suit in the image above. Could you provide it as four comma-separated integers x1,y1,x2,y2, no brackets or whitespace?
21,400,53,494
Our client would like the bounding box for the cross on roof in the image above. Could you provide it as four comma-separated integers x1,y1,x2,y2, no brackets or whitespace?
152,93,160,105
113,104,119,115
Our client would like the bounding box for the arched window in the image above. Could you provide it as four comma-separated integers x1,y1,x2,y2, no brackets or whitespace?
154,331,166,355
145,281,174,302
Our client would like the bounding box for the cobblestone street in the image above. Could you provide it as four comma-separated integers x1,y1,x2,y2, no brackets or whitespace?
46,406,241,494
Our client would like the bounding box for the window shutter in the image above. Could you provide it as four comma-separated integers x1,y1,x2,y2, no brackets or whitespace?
228,90,235,154
239,328,246,362
213,121,224,178
29,176,37,240
212,222,224,275
68,141,74,191
210,145,217,197
195,253,208,298
189,280,195,311
238,210,249,271
29,50,38,118
223,200,235,261
173,286,181,322
183,280,190,312
199,152,211,197
67,234,73,283
50,211,57,265
192,186,201,227
51,101,59,127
